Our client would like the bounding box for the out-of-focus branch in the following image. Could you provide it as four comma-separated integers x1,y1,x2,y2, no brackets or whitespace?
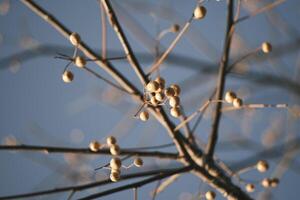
0,144,179,159
78,166,192,200
0,167,187,200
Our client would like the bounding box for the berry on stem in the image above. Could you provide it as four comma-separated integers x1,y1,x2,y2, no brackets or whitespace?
233,98,243,108
110,144,120,156
194,6,207,20
89,140,101,152
256,160,269,173
106,136,117,146
133,157,143,167
139,111,149,121
225,91,236,103
110,157,121,169
74,56,86,68
69,32,81,46
170,107,181,118
261,42,272,53
62,70,74,83
205,191,216,200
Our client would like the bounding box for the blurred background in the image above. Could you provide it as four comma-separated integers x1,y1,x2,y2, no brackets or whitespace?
0,0,299,199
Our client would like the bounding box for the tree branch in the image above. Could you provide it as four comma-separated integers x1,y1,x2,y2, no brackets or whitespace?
206,0,234,158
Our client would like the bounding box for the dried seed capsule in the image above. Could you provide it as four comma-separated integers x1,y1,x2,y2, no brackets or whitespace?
62,70,74,83
171,24,180,32
164,87,175,97
205,191,216,200
69,32,81,46
89,140,101,152
170,107,181,118
169,96,180,108
146,81,160,92
261,178,272,188
110,157,121,169
110,144,120,156
155,92,165,102
110,171,120,182
256,160,269,173
74,56,86,68
139,111,149,121
155,77,165,88
106,136,117,146
133,157,143,167
233,98,243,108
245,183,255,193
270,178,279,188
150,96,159,106
170,84,181,96
225,91,237,103
194,6,207,20
261,42,272,53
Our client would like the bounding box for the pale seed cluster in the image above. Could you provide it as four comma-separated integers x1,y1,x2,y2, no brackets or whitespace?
261,177,279,188
61,32,89,83
139,77,183,121
224,91,243,108
106,136,122,182
90,136,144,182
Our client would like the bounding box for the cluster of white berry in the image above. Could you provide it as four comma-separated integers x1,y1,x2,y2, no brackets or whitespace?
244,160,279,193
61,32,88,83
224,91,243,108
138,77,182,121
89,136,143,182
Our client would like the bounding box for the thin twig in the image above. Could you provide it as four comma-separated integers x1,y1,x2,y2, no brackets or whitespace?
236,0,286,24
147,16,193,75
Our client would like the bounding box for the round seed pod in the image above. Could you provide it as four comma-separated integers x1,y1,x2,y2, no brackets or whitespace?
133,157,143,167
170,84,181,96
74,56,86,68
110,157,121,169
261,42,272,53
69,32,81,46
170,107,181,118
225,91,237,103
155,92,165,102
171,24,180,32
256,160,269,173
110,171,120,182
169,96,180,107
164,87,175,98
146,81,160,92
233,98,243,108
261,178,271,188
106,136,117,146
245,184,255,193
62,70,74,83
194,6,207,20
205,191,216,200
89,140,101,152
150,96,158,106
270,178,279,188
139,111,149,122
110,144,120,156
